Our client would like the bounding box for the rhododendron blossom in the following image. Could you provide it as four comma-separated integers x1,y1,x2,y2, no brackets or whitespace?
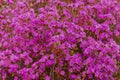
0,0,120,80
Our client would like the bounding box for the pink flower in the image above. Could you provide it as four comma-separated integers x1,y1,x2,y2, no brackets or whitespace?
60,71,65,75
45,76,50,80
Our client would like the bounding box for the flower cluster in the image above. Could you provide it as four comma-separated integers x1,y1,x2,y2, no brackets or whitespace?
0,0,120,80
